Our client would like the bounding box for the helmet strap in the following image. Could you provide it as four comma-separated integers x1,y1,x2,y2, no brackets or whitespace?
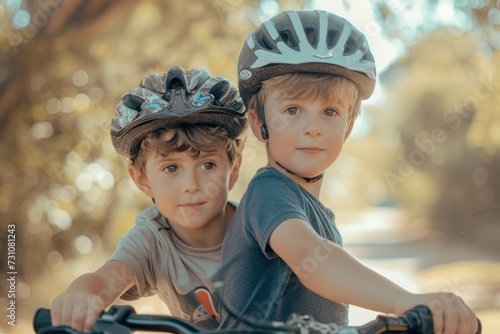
275,161,324,183
256,95,323,184
256,94,268,140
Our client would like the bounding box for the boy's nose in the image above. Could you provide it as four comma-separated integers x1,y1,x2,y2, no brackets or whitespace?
304,128,321,137
182,172,200,193
303,113,322,137
304,123,322,137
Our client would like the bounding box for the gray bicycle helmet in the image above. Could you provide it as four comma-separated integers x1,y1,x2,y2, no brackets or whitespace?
111,66,247,161
237,10,376,105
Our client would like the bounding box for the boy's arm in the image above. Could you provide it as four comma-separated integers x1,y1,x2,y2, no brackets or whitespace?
269,218,478,334
51,260,136,332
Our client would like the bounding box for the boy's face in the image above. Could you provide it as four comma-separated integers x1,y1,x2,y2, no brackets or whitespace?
253,90,355,179
131,147,238,232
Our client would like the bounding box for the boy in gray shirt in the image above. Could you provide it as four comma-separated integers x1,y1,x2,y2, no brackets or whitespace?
50,66,247,331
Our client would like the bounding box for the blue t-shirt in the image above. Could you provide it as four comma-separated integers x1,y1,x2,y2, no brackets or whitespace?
219,167,348,329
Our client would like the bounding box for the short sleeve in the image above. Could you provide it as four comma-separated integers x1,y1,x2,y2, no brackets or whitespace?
109,219,161,300
244,174,308,259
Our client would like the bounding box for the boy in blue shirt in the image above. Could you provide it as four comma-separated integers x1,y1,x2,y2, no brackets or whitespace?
220,10,478,334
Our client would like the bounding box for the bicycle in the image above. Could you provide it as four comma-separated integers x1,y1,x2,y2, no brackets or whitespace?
33,303,482,334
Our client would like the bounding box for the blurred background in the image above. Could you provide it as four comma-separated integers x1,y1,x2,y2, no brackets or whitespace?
0,0,499,333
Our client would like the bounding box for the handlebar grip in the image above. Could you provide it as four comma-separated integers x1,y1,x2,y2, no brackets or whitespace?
403,305,482,334
33,308,52,333
403,305,434,334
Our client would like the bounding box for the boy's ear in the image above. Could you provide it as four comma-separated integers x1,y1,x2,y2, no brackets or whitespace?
127,165,153,198
248,108,267,143
229,154,242,190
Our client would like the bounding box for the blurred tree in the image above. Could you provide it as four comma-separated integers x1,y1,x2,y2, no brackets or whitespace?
0,1,144,324
373,0,500,252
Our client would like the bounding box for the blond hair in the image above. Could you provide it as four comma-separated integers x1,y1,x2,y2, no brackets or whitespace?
248,73,361,119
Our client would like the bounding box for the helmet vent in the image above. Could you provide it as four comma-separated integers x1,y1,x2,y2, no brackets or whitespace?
256,32,275,51
124,95,144,110
304,28,318,48
343,36,358,56
362,51,373,62
280,30,298,49
326,30,339,49
169,78,184,90
209,80,230,102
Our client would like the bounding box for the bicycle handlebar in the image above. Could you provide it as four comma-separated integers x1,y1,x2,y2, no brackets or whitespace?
33,304,482,334
34,305,202,334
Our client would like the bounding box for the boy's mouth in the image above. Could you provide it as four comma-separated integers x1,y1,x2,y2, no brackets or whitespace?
178,202,206,214
179,202,205,207
297,147,325,154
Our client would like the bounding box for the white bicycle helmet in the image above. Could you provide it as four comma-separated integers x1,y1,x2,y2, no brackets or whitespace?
237,10,376,105
111,66,247,161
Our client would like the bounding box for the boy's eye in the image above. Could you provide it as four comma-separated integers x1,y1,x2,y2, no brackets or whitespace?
162,165,178,173
324,109,338,116
201,162,215,170
285,107,301,115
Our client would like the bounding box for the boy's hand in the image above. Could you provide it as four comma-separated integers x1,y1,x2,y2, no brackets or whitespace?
49,261,135,332
400,292,478,334
51,292,105,332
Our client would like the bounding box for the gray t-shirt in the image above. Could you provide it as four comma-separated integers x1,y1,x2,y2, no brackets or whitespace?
110,204,236,329
219,167,348,329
